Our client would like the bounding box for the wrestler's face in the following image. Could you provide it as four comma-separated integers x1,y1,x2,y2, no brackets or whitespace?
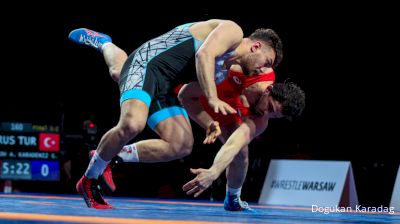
254,93,283,119
242,81,273,106
241,42,275,76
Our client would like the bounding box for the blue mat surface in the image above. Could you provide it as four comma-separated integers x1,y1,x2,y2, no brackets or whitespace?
0,193,399,223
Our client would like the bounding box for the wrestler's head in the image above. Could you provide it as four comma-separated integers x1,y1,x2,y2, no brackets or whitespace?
240,29,283,75
254,83,305,120
238,67,275,106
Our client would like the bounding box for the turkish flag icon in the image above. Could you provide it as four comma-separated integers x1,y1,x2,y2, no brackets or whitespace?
39,133,60,152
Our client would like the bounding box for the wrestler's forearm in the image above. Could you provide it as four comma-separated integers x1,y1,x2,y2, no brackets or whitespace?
195,51,218,100
208,116,267,177
209,125,252,177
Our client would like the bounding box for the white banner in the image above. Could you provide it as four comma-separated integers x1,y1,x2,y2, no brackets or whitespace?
390,165,400,211
258,160,358,208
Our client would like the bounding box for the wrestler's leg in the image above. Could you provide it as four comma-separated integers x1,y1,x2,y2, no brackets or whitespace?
219,125,252,211
77,98,148,209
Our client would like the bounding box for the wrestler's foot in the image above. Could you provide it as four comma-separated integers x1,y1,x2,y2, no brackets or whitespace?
68,28,112,51
223,192,253,212
89,150,122,193
76,175,113,209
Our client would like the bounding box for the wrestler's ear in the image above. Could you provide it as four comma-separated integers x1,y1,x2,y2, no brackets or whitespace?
251,41,262,52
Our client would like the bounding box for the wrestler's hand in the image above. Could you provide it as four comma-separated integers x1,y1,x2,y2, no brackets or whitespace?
208,98,237,115
182,168,217,197
203,121,221,144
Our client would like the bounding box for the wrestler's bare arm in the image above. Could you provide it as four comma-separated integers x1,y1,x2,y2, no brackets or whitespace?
183,114,268,197
193,20,243,114
208,114,268,177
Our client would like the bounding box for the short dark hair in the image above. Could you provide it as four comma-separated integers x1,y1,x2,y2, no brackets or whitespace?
249,28,283,68
269,82,305,120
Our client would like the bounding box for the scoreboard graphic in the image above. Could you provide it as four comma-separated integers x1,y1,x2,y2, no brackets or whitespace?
0,122,60,181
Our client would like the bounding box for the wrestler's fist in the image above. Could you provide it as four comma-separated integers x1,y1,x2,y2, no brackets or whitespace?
204,121,221,144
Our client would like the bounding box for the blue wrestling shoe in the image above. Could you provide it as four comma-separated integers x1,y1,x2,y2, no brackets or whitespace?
68,28,112,51
224,192,253,211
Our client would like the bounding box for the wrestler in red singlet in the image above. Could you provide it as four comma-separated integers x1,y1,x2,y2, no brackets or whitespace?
174,70,275,125
200,70,275,125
